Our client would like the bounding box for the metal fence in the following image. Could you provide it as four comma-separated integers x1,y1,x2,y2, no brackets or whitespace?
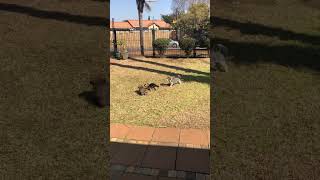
110,29,209,58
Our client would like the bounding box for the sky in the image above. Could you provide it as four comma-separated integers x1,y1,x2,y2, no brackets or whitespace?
110,0,173,21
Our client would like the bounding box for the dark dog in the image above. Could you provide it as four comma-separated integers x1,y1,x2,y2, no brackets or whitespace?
146,83,159,90
136,83,160,96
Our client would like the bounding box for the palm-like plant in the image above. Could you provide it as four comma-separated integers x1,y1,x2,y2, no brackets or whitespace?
136,0,152,56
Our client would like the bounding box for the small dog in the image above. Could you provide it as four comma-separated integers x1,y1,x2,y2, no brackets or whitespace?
214,44,229,57
137,85,148,96
167,75,182,87
146,83,159,91
212,44,229,72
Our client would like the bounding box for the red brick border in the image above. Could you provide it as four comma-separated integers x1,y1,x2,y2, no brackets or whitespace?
110,123,210,149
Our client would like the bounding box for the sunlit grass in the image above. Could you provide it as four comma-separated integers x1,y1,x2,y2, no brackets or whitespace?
110,57,210,129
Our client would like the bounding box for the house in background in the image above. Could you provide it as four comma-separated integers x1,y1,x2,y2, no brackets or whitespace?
110,19,172,31
110,19,177,40
110,21,133,31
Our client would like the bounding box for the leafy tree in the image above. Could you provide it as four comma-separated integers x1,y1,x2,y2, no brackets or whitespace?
171,0,209,15
186,0,209,7
175,3,209,47
161,14,175,25
171,0,187,17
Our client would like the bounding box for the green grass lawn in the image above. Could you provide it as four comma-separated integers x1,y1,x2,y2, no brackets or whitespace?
0,1,109,178
110,57,210,129
211,0,320,179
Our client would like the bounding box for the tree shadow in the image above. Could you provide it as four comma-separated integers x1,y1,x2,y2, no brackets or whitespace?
213,37,320,71
129,57,210,76
0,2,108,27
212,16,320,46
110,62,210,84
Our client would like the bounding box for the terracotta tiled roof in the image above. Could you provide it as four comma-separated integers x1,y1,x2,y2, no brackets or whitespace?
110,20,172,29
110,21,133,29
127,20,171,28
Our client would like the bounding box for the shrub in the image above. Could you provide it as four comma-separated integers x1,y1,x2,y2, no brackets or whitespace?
179,37,196,57
153,38,170,57
195,37,210,48
193,29,209,48
202,37,210,48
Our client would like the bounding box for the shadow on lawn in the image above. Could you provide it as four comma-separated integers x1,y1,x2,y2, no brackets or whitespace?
129,57,210,76
0,2,108,27
212,16,320,46
78,90,109,108
110,62,210,84
213,37,320,71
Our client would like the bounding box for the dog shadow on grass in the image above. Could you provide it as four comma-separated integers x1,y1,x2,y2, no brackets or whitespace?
78,91,102,107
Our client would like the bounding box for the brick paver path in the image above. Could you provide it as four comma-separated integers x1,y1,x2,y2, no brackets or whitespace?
110,123,210,180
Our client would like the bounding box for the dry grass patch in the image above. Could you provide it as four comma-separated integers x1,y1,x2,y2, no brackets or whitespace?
110,57,210,129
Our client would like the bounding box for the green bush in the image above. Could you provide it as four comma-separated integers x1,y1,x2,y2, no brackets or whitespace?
202,37,210,48
193,28,209,48
153,38,170,56
179,37,196,57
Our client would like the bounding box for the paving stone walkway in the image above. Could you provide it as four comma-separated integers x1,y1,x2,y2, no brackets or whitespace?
110,123,210,180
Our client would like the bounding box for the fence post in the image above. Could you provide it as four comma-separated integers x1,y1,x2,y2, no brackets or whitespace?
193,48,196,57
152,28,155,57
112,18,117,53
113,30,117,52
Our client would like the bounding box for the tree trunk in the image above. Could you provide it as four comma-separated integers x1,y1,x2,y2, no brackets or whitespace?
138,11,144,56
